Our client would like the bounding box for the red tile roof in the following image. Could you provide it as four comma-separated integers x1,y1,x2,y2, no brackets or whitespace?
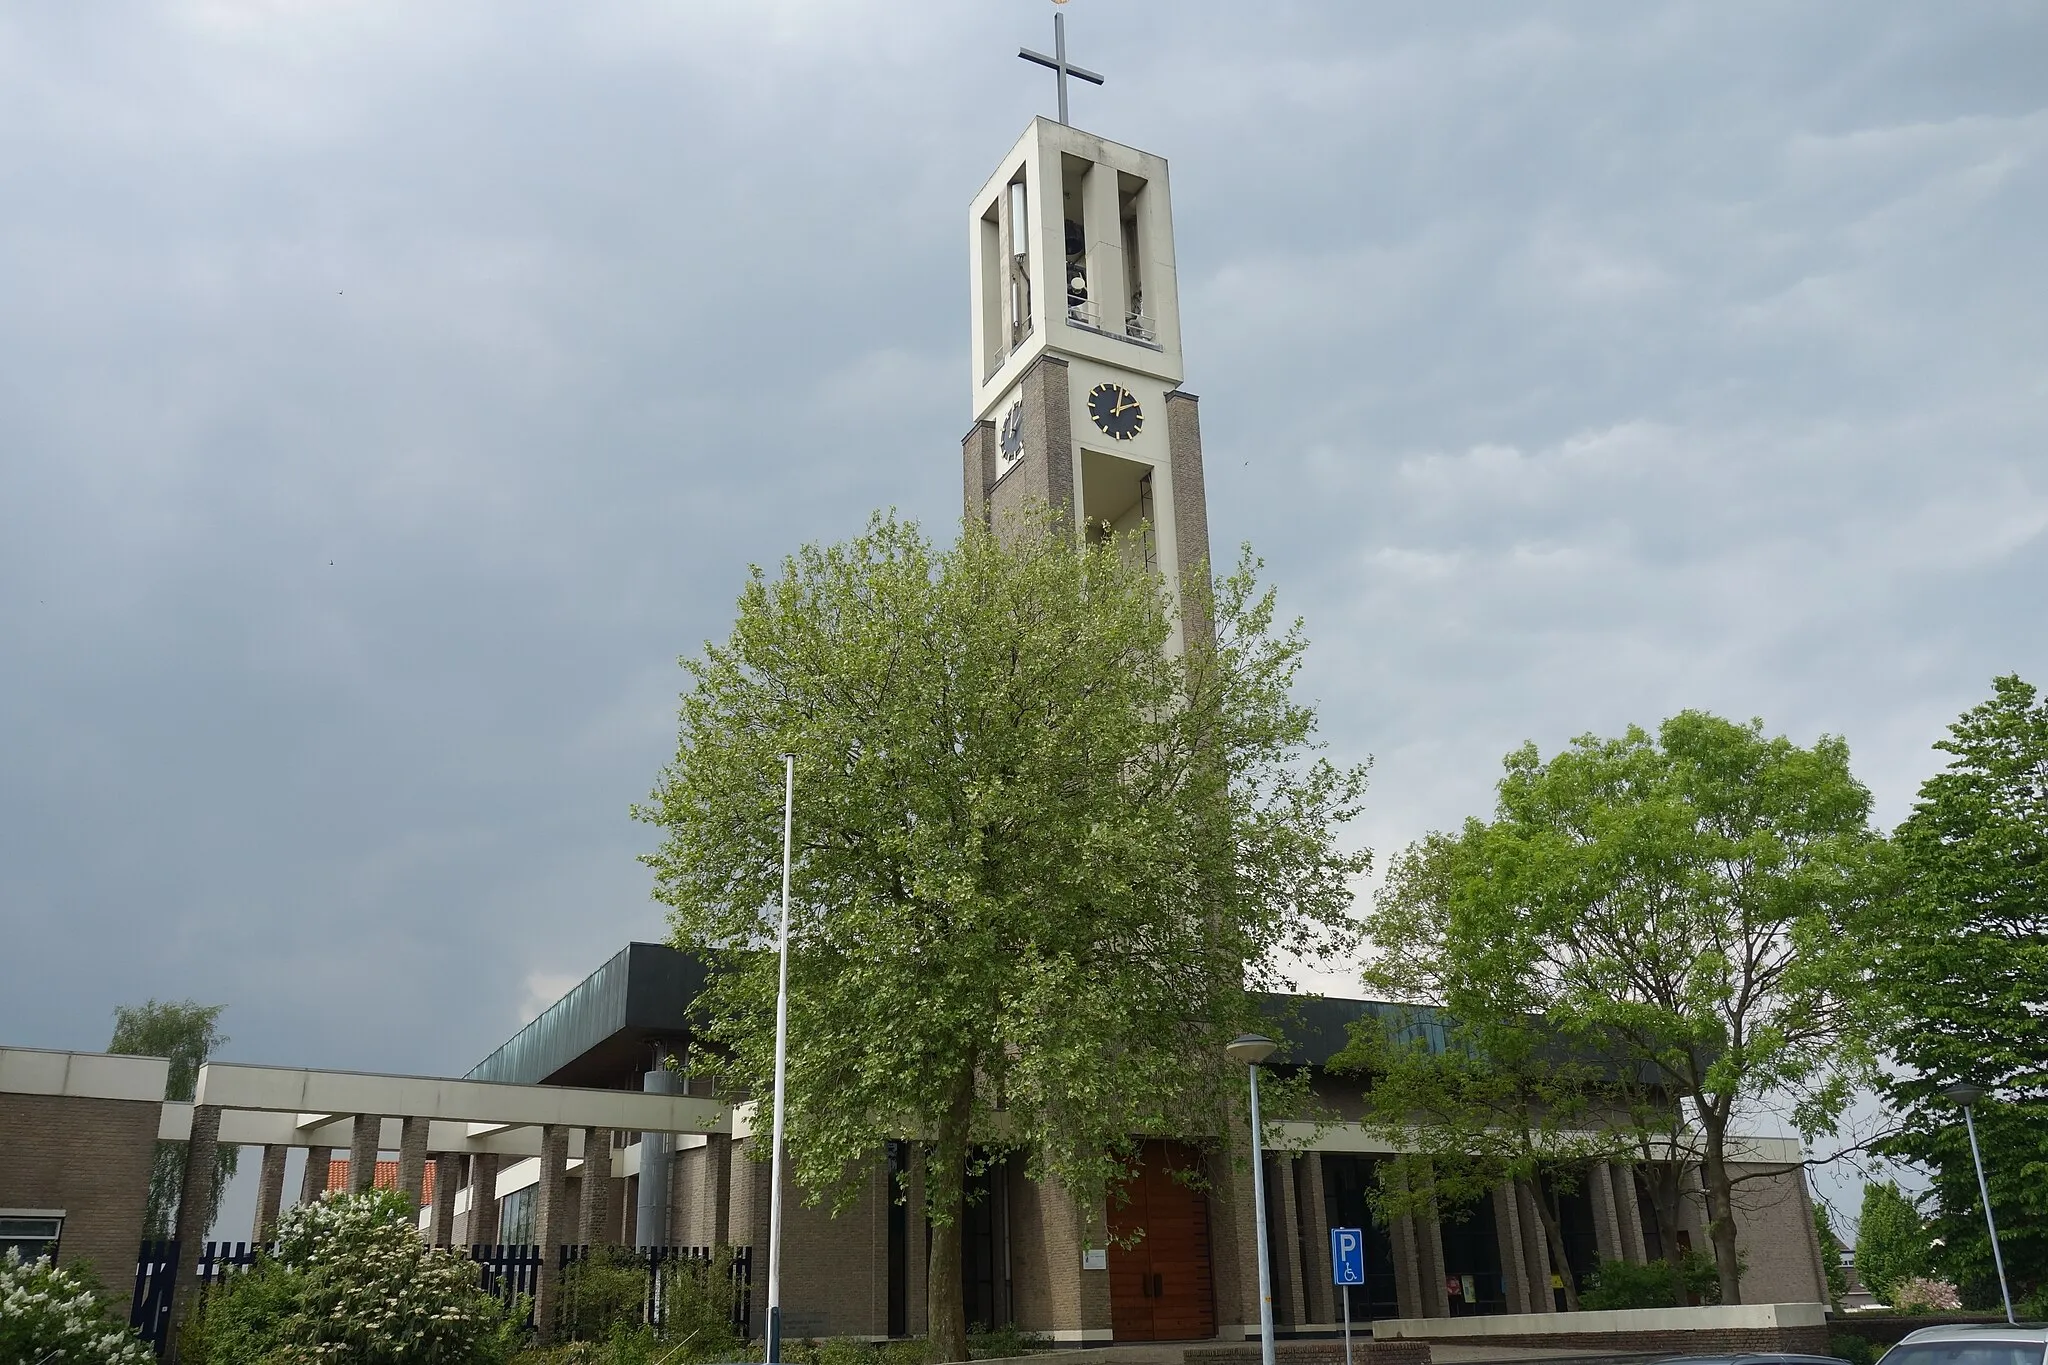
324,1158,435,1207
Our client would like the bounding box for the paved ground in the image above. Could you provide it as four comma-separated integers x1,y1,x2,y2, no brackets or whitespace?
998,1344,1653,1365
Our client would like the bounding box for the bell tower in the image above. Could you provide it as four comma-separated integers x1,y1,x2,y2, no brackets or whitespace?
962,111,1213,651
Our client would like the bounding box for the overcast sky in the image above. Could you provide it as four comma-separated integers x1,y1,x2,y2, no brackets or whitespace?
3,1,2044,1206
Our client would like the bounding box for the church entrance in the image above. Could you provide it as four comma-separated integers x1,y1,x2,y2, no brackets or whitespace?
1108,1140,1216,1341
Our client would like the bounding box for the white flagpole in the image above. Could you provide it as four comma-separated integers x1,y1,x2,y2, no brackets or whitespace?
765,754,796,1362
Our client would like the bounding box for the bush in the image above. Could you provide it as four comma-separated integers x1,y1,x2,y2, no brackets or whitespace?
189,1187,524,1364
1888,1277,1961,1313
560,1248,651,1343
969,1324,1047,1359
1830,1334,1878,1365
659,1247,747,1363
0,1249,156,1365
1579,1253,1723,1310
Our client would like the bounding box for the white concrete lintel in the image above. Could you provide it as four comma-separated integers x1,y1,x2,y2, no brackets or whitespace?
192,1061,729,1135
1,1046,170,1103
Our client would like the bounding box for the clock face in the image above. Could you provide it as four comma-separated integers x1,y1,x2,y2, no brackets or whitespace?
1087,382,1143,441
999,401,1024,466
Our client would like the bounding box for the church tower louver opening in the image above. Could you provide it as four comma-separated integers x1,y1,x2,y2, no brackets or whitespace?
962,116,1213,655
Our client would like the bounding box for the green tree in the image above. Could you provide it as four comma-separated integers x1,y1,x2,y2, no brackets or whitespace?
640,511,1370,1362
1855,1180,1930,1303
1814,1200,1847,1308
1366,715,1885,1304
109,999,237,1238
1346,834,1651,1311
1874,674,2048,1311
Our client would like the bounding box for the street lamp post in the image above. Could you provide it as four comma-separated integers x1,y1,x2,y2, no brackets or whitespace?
1227,1034,1279,1365
1941,1082,2014,1324
765,755,797,1363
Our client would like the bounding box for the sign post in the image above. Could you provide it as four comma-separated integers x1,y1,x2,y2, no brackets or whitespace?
1331,1227,1365,1365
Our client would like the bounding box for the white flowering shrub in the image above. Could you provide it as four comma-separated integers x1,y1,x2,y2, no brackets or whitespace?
193,1188,523,1365
1888,1275,1963,1313
0,1247,157,1365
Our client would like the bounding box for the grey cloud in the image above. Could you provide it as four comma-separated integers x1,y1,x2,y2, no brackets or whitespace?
1,4,2043,1229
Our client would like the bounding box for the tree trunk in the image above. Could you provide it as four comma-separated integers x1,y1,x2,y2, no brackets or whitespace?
1529,1176,1580,1312
926,1069,977,1364
1640,1158,1687,1302
1698,1123,1743,1306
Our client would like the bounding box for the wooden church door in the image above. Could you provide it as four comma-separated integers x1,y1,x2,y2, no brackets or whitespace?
1108,1140,1216,1341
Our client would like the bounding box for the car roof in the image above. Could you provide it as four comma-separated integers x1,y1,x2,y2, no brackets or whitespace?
1895,1324,2048,1345
1656,1356,1852,1365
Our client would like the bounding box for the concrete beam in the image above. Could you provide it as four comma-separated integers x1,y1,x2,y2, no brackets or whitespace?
193,1061,729,1135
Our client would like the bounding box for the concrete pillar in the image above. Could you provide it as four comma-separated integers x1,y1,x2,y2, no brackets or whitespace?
431,1154,460,1247
1414,1194,1450,1318
164,1104,222,1363
1527,1182,1562,1312
299,1145,333,1206
706,1132,733,1246
1389,1210,1423,1319
1614,1165,1649,1265
1590,1162,1624,1264
397,1116,428,1214
348,1114,380,1193
253,1144,288,1242
1270,1155,1308,1325
1494,1181,1535,1314
580,1127,618,1246
1079,154,1128,334
468,1153,502,1247
1300,1154,1335,1325
534,1124,570,1343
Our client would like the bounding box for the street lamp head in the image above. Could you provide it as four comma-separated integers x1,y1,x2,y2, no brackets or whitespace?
1943,1081,1988,1109
1226,1034,1278,1067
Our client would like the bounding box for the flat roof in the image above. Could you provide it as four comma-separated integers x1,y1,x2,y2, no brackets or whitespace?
470,941,1442,1087
467,942,709,1088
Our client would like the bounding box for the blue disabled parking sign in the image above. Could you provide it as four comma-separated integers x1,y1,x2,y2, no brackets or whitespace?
1331,1227,1365,1285
1331,1228,1365,1365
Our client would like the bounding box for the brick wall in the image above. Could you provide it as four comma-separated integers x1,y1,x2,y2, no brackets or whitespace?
1372,1326,1829,1355
1728,1162,1832,1305
0,1092,158,1285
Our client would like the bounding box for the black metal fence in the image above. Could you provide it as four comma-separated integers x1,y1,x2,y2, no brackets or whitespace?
131,1241,751,1356
129,1240,270,1354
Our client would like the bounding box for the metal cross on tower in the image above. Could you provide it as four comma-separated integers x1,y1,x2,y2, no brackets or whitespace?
1019,10,1104,127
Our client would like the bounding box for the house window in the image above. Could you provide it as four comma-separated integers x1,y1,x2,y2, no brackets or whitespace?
0,1212,64,1263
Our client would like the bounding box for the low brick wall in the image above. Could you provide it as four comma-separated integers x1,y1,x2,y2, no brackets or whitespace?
1829,1315,2012,1349
1371,1303,1831,1358
1370,1326,1830,1356
1187,1343,1431,1365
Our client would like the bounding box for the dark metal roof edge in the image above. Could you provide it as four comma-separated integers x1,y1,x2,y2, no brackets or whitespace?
466,943,643,1083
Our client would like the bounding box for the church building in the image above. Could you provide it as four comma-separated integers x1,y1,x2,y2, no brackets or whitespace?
445,87,1840,1348
0,30,1845,1362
